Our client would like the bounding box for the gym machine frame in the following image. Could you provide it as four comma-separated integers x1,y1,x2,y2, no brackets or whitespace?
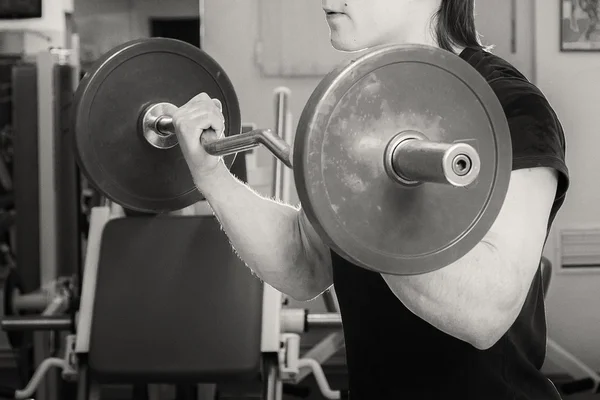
1,47,81,400
1,87,347,400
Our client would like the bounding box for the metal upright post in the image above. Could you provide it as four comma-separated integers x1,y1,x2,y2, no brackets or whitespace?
36,48,78,400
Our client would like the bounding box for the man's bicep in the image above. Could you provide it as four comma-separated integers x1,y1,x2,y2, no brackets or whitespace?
484,167,558,283
297,208,333,281
489,82,568,264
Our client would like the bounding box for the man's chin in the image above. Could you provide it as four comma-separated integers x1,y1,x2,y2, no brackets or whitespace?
329,36,366,53
331,39,365,53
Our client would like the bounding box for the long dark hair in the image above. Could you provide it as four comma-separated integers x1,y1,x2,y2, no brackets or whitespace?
433,0,483,52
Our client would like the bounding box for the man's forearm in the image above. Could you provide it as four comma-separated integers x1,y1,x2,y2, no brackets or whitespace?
382,241,524,349
197,163,330,300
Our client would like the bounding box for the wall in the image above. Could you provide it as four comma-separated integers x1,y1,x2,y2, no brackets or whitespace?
475,0,535,80
535,0,600,373
202,0,320,127
202,0,324,205
74,0,198,63
0,0,71,53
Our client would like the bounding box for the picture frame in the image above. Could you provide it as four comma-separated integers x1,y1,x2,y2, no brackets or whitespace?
561,0,600,51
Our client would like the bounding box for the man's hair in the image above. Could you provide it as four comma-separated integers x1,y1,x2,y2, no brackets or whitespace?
433,0,483,52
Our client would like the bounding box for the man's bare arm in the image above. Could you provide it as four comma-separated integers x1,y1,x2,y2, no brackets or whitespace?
198,163,333,301
383,167,558,349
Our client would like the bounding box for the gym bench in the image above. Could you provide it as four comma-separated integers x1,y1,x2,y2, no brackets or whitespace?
1,202,347,400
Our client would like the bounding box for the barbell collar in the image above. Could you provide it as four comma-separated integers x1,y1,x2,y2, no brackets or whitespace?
156,116,175,135
141,103,179,149
385,131,481,187
142,103,293,168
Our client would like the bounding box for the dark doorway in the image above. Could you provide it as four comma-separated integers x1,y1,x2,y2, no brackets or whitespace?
150,18,201,48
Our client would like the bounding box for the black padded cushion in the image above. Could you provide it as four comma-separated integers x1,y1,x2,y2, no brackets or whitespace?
88,216,264,384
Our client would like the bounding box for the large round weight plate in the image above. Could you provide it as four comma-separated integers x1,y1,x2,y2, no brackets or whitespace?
72,38,241,213
294,45,512,275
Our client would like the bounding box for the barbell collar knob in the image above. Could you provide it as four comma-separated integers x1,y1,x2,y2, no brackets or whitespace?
156,116,175,136
385,131,481,187
141,103,179,149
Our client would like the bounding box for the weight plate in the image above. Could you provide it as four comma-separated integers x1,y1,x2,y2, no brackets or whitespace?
294,45,512,275
72,38,241,213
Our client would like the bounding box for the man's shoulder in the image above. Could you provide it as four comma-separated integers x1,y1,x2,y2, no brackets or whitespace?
461,47,527,82
461,48,549,113
464,49,568,197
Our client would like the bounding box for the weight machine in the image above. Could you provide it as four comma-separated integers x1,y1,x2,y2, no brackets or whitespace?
1,47,347,400
2,47,81,400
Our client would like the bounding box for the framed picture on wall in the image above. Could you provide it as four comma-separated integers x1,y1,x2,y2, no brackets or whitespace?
561,0,600,51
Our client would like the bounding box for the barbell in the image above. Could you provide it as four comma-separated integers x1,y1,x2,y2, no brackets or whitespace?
71,38,512,276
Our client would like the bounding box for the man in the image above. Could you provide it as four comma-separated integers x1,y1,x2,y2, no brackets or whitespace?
173,0,570,398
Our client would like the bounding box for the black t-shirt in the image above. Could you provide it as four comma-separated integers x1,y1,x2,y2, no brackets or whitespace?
331,47,570,400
